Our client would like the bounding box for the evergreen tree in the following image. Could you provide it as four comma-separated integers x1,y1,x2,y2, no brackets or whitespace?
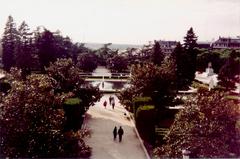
171,42,189,89
54,34,73,59
1,16,19,71
183,27,197,50
16,21,33,77
183,27,198,85
151,40,164,66
37,29,56,70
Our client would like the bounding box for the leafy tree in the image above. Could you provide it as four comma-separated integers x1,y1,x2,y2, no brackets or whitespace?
128,59,176,109
46,58,101,111
54,34,73,59
1,16,19,71
96,43,117,66
46,58,84,93
107,55,128,72
0,73,66,158
218,50,239,90
0,71,92,158
151,40,164,66
183,27,198,85
196,49,224,73
154,89,240,158
77,53,98,72
138,42,152,62
123,47,138,64
74,86,102,111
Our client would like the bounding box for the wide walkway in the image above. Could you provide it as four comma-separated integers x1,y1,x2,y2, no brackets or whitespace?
84,94,147,159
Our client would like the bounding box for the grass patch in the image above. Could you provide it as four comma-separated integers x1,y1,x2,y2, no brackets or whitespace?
192,81,208,89
64,98,82,105
225,95,240,101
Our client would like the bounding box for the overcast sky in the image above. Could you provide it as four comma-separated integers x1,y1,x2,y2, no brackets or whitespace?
0,0,239,44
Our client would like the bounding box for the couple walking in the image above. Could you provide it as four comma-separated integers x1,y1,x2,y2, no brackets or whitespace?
113,126,124,142
109,95,115,109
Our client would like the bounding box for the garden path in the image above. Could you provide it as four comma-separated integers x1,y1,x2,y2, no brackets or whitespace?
84,94,149,159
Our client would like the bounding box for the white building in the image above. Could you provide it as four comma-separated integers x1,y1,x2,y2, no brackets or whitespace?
158,40,177,54
212,36,240,49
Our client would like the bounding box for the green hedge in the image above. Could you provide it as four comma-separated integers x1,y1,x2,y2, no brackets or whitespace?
132,97,152,117
64,98,81,105
63,98,84,132
136,105,155,119
135,105,156,145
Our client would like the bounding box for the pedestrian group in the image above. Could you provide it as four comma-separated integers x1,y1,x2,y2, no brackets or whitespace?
113,126,124,142
103,95,115,109
102,96,124,142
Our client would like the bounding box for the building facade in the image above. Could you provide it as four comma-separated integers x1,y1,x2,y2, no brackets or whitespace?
158,40,177,54
212,36,240,49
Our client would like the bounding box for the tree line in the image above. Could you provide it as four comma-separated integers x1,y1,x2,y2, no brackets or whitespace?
118,27,240,158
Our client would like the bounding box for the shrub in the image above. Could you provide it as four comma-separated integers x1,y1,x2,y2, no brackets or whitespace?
135,105,156,145
63,98,84,131
64,98,81,105
132,97,152,117
64,130,92,158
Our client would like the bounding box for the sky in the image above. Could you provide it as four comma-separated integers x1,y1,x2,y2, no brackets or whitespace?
0,0,239,44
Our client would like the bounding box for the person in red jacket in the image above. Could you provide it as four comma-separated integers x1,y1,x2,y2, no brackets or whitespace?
103,100,107,109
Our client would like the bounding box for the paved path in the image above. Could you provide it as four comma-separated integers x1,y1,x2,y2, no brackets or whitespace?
84,94,147,159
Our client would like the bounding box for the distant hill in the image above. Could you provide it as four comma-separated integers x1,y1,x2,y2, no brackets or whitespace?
85,43,142,50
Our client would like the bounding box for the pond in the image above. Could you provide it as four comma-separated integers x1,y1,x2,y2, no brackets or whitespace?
89,66,130,91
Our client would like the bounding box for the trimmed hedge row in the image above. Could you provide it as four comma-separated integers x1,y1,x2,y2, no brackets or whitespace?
132,97,152,117
63,98,84,132
135,105,156,145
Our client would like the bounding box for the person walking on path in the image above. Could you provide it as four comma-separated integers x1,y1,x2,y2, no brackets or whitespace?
109,96,112,106
118,126,124,142
103,100,107,109
112,99,115,110
113,126,117,140
102,81,104,88
112,96,115,104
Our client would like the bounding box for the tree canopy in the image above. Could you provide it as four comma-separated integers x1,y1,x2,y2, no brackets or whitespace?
123,58,176,110
77,53,98,72
154,89,240,158
0,73,66,158
218,50,240,90
107,55,128,72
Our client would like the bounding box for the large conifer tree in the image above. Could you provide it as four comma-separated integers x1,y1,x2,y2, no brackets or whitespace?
1,16,19,71
171,42,189,89
16,21,33,76
37,29,56,70
151,40,164,66
183,27,198,85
